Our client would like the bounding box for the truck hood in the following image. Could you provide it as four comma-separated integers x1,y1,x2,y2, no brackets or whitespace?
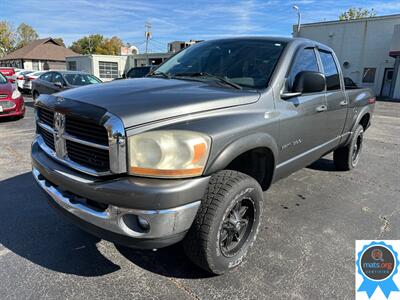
54,78,260,128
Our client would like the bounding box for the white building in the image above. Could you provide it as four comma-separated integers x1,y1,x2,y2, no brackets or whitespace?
66,52,171,81
294,14,400,99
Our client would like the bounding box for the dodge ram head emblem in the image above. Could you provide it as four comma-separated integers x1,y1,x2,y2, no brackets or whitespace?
53,112,67,158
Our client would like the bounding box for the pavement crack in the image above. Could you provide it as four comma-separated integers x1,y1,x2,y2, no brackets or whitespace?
378,209,399,238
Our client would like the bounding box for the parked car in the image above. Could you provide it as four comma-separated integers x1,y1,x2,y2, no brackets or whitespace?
32,71,102,100
32,37,375,274
0,72,25,119
23,71,46,92
15,70,33,91
0,67,16,84
344,77,359,89
126,66,152,78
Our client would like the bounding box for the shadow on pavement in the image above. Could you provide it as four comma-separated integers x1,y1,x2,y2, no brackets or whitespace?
307,157,338,172
0,172,212,279
0,172,120,277
116,243,213,279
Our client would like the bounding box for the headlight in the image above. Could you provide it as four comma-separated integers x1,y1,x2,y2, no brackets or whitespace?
12,89,21,99
128,130,211,178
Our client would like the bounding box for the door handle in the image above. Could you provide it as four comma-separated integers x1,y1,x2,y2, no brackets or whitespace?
316,105,327,112
340,100,348,106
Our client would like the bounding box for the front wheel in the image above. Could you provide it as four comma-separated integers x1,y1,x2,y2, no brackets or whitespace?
183,170,263,274
334,125,364,171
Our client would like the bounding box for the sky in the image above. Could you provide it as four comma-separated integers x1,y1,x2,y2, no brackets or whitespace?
1,0,400,52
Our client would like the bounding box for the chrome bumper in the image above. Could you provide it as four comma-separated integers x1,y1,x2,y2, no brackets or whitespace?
32,167,200,239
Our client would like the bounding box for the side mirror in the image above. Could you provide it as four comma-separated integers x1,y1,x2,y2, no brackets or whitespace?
281,71,326,99
54,81,63,88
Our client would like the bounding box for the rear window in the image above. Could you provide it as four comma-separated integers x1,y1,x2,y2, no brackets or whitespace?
319,51,341,91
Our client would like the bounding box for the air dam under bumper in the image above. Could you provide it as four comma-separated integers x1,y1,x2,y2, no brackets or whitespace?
31,139,209,249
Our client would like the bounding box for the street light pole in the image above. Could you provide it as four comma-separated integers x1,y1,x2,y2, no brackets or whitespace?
293,5,301,35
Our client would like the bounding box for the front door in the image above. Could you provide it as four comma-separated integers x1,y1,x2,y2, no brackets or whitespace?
381,68,394,97
275,47,328,168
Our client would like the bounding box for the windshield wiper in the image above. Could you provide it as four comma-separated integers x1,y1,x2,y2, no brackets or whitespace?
147,71,171,79
173,72,242,90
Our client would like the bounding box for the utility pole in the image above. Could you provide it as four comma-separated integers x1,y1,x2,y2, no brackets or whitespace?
145,21,152,65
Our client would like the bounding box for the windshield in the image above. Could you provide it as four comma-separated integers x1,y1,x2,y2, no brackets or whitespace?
0,72,7,84
64,74,101,85
156,39,286,89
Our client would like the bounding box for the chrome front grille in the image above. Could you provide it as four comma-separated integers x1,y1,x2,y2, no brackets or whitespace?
35,106,126,176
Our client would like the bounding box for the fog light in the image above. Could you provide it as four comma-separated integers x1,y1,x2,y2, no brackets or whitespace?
137,216,150,231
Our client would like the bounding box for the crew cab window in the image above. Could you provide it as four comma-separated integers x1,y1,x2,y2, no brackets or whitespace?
319,51,341,90
287,48,319,90
40,72,53,82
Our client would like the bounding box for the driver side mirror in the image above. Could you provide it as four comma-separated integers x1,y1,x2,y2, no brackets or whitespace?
281,71,326,99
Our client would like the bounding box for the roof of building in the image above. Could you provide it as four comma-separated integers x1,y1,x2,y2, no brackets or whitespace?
299,13,400,28
0,38,78,61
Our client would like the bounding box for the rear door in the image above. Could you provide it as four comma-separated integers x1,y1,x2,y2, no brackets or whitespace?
37,72,54,94
276,47,328,167
317,50,348,141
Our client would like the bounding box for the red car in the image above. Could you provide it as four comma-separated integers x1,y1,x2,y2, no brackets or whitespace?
0,67,16,84
0,72,25,119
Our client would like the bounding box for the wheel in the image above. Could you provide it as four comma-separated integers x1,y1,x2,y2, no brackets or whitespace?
334,125,364,171
32,91,39,101
183,170,263,274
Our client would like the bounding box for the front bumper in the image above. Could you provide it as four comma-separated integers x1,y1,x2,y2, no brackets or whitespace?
32,139,210,248
0,97,25,118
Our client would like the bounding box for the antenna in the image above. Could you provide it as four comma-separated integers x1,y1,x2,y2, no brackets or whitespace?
145,21,152,64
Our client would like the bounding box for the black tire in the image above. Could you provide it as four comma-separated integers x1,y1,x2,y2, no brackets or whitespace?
183,170,263,274
334,125,364,171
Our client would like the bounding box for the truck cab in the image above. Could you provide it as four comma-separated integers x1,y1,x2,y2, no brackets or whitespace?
31,37,374,274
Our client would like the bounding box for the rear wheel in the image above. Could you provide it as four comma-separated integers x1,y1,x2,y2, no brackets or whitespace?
334,125,364,171
183,170,263,274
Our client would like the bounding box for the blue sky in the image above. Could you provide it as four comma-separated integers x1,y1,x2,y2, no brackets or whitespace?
1,0,399,52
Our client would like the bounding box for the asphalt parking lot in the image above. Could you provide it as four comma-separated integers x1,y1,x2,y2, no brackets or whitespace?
0,96,399,299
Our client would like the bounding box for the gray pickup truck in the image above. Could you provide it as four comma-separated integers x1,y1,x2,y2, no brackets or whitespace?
32,37,375,274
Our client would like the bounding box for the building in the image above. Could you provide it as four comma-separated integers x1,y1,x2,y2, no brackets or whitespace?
0,38,78,71
66,52,171,81
294,14,400,99
168,40,203,53
66,54,128,81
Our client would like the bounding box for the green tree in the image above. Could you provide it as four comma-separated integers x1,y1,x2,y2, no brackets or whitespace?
339,8,377,20
0,21,15,56
69,34,105,54
15,23,38,48
53,37,65,47
70,34,123,55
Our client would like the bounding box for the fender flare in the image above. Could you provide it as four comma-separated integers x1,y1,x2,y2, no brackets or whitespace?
204,132,278,175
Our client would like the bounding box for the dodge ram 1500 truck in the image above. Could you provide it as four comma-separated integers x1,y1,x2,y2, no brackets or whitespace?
32,37,375,274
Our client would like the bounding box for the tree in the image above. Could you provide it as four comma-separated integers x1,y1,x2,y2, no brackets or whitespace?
0,21,15,57
53,37,65,47
96,36,123,55
339,8,376,20
70,34,105,54
15,23,38,48
70,34,123,55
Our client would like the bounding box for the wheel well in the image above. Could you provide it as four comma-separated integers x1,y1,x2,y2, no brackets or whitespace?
359,113,370,130
226,147,274,191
